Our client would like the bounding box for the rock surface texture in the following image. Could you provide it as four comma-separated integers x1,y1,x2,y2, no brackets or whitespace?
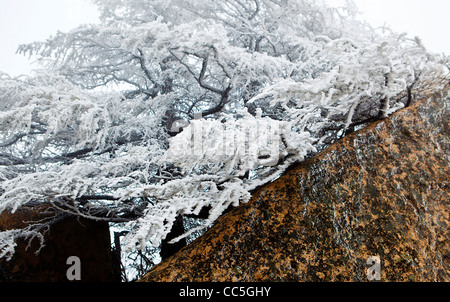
142,91,449,282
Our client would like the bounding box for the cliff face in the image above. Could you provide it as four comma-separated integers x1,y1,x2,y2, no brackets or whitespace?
142,91,449,282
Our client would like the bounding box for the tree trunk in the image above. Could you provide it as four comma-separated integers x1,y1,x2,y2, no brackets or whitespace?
0,205,119,282
160,216,187,260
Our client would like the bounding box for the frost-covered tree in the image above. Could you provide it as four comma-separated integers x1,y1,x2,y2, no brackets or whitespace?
1,0,449,275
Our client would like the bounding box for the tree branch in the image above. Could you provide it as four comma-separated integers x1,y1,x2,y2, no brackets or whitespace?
134,48,158,89
201,85,232,117
168,48,224,95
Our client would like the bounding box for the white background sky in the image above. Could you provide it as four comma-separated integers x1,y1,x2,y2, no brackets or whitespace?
0,0,449,76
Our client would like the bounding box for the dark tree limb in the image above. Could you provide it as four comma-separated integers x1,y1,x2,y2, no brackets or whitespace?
160,216,187,260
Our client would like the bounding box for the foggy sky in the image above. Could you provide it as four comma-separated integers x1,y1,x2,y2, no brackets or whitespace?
0,0,448,76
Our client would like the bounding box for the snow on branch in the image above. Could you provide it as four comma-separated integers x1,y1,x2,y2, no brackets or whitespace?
0,228,45,261
1,0,449,262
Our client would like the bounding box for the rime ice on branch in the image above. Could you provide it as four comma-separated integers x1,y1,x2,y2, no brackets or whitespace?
1,0,449,258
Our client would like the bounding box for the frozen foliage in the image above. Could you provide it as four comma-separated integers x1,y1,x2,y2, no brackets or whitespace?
1,0,449,261
164,109,316,180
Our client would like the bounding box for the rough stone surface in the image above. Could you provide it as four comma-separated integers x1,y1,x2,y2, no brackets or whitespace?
141,90,449,282
0,205,117,282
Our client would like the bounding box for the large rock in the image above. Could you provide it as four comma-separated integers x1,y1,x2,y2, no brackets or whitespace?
0,205,118,282
141,90,449,282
